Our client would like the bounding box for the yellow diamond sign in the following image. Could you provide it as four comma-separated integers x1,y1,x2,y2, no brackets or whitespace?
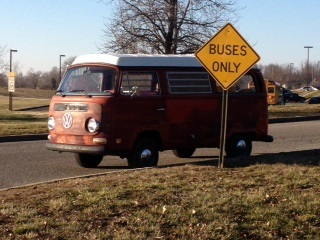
195,23,260,90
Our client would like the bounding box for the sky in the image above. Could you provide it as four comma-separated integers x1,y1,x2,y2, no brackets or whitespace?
1,0,320,73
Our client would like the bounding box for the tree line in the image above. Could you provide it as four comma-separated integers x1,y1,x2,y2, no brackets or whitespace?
260,62,320,89
0,52,75,90
1,53,317,91
0,0,319,90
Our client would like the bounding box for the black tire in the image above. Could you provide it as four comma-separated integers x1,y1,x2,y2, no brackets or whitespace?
127,139,158,168
75,153,103,168
172,148,196,158
225,135,252,158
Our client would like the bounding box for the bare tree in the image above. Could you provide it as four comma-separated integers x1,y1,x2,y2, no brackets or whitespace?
40,57,76,90
63,56,77,68
0,45,8,87
101,0,239,54
0,45,8,73
40,67,59,90
11,61,25,88
25,68,42,89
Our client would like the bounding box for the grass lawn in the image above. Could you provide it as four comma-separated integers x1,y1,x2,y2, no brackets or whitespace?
1,162,320,239
268,103,320,118
0,88,54,136
0,87,55,99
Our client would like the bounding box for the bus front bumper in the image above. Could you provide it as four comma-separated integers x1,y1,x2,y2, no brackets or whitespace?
46,142,105,155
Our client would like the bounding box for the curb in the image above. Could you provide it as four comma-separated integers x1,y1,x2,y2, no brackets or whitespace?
0,134,47,143
18,105,49,111
269,115,319,124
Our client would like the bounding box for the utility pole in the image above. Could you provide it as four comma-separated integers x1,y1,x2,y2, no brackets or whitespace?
9,49,18,111
304,46,313,89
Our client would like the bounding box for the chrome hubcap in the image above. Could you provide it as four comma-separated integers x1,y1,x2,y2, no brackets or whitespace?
236,140,246,150
140,149,152,161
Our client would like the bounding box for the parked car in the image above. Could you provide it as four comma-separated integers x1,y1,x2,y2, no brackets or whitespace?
286,93,306,102
308,97,320,104
299,86,318,91
283,89,292,102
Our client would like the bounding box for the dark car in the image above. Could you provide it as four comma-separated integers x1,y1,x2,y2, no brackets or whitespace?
286,93,306,102
308,96,320,104
284,89,292,101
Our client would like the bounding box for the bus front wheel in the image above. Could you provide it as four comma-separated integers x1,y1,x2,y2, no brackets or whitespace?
225,135,252,158
172,148,196,158
75,153,103,168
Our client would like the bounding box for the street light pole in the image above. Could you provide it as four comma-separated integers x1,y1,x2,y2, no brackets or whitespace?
59,54,65,84
289,63,293,88
9,49,18,111
304,46,313,89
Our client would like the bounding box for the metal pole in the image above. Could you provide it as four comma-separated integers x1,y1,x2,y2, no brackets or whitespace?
219,89,228,168
288,63,293,88
9,49,17,111
304,46,313,89
59,54,65,84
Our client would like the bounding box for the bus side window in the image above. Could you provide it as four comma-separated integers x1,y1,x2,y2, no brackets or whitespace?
121,72,160,96
236,74,256,93
215,74,256,93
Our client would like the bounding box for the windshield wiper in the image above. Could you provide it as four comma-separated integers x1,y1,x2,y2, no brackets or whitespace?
70,89,86,92
70,89,91,98
56,89,66,97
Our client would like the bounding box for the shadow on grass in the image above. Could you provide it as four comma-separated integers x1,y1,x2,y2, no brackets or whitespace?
161,149,320,169
94,149,320,170
224,149,320,168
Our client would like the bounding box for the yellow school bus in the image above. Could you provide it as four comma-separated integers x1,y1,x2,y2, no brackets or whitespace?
265,79,284,105
249,79,284,105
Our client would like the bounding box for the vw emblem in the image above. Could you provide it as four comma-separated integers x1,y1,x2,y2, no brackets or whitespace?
62,113,73,129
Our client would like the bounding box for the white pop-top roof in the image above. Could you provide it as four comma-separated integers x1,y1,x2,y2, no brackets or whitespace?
72,53,203,67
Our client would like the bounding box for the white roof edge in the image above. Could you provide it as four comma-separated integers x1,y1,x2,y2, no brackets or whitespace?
71,53,203,67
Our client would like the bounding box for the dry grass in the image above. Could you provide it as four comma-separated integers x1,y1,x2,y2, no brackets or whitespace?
1,160,320,239
268,104,320,118
0,101,48,136
0,89,52,136
0,87,55,99
293,89,320,98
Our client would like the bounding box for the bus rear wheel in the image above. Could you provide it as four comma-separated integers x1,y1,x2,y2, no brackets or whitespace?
75,153,103,168
225,135,252,158
172,148,196,158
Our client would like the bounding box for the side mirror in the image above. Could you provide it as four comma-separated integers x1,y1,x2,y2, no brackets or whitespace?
131,86,140,97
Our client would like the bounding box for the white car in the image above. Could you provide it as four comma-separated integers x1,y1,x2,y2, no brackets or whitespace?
299,86,318,91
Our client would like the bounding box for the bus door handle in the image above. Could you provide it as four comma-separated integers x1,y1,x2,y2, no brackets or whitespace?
157,108,166,111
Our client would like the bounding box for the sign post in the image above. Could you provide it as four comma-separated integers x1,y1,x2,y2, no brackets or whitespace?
8,72,15,111
195,23,260,167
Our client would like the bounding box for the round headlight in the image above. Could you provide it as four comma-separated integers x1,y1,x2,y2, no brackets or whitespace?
87,118,100,133
48,117,55,130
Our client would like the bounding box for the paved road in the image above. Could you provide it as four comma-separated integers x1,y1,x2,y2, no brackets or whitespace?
1,120,320,190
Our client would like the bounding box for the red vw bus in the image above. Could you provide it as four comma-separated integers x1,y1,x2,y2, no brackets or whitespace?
46,54,273,168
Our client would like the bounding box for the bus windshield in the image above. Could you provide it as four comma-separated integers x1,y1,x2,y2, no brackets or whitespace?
58,66,118,96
